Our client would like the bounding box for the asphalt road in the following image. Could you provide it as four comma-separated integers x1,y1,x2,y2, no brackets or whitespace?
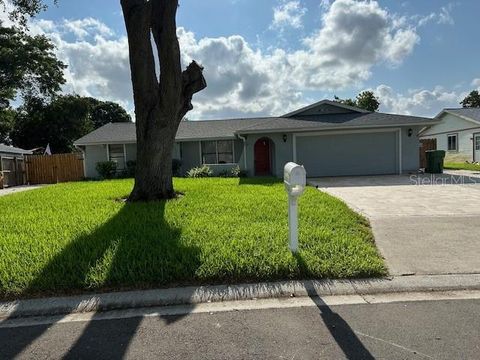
1,297,479,360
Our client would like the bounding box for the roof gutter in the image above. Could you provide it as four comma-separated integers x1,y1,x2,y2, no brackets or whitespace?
235,121,442,135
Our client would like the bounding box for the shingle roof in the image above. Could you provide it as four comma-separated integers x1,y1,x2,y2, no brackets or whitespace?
74,118,273,145
74,108,438,145
0,143,32,155
443,108,480,123
237,112,438,134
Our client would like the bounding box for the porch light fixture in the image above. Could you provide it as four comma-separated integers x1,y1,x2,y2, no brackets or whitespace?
408,128,413,137
282,134,288,142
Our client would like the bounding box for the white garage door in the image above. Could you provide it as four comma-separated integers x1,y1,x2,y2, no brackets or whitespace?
296,131,399,177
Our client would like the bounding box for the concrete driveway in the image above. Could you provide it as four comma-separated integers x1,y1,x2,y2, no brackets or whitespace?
0,185,45,197
309,171,480,276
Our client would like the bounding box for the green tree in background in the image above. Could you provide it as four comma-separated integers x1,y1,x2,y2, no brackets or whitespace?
356,91,380,112
460,90,480,108
334,91,380,112
0,107,15,144
10,95,131,153
333,95,357,107
11,95,92,153
86,98,132,128
0,25,66,108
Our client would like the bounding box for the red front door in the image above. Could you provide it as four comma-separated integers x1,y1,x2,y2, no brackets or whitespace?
254,138,271,175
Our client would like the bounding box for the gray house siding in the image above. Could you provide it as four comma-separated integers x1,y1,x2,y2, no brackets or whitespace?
84,145,107,178
401,126,422,172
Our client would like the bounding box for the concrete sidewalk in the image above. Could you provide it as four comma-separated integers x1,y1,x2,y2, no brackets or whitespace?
2,274,480,319
0,185,45,197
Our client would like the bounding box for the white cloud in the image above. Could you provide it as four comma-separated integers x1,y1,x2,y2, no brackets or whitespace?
2,0,439,119
62,18,114,39
374,84,464,117
471,79,480,88
417,4,455,27
270,1,307,30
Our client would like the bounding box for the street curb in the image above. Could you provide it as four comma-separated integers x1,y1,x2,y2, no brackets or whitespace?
1,274,479,319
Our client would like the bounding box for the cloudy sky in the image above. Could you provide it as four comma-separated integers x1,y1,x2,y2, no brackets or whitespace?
3,0,480,119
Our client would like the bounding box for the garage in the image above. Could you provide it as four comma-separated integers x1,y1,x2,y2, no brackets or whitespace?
295,130,400,177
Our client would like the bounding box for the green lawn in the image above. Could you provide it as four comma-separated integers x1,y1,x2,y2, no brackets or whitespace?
0,178,386,299
444,162,480,171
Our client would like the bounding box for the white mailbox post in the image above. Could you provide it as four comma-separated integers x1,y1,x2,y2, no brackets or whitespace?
284,162,307,253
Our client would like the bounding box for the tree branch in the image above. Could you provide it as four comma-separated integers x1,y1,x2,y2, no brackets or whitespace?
181,60,207,115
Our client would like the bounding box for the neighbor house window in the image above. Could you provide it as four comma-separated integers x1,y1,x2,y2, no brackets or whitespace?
201,140,234,164
108,144,125,170
476,136,480,151
447,134,458,151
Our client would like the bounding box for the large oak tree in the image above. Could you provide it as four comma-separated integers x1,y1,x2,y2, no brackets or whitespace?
122,0,206,201
3,0,207,201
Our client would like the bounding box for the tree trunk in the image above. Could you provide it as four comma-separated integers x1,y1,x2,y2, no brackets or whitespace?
121,0,206,202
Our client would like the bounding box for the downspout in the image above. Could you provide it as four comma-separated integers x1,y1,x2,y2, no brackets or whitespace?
237,134,248,171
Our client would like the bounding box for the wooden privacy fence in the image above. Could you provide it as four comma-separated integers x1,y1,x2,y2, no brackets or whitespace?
419,138,437,169
25,153,84,184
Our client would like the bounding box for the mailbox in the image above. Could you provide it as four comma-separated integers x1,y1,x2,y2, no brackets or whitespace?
284,162,306,197
284,162,307,253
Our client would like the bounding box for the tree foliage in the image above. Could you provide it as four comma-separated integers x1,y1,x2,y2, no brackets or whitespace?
334,91,380,112
356,91,380,112
11,95,92,153
9,95,131,152
0,107,15,144
0,0,53,26
86,98,132,128
460,90,480,108
0,26,66,107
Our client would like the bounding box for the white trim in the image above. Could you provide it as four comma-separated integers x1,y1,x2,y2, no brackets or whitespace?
398,129,402,175
292,134,297,163
447,133,459,152
203,163,238,166
294,127,401,137
198,141,202,164
123,144,127,165
106,144,110,161
238,135,247,170
436,110,480,126
237,122,438,135
282,99,369,117
200,139,235,165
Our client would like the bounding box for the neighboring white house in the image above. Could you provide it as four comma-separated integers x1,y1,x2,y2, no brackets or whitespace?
420,108,480,162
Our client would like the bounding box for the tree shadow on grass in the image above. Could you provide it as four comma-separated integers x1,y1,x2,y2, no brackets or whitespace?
1,201,200,359
294,253,374,360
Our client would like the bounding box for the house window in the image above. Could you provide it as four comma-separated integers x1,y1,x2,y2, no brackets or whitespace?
475,136,480,151
201,140,234,164
108,144,125,170
447,134,457,151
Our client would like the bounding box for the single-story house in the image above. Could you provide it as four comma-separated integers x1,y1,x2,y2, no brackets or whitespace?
74,100,439,178
0,144,32,188
420,108,480,162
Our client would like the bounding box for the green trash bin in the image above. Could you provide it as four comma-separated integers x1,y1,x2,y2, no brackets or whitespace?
425,150,446,174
